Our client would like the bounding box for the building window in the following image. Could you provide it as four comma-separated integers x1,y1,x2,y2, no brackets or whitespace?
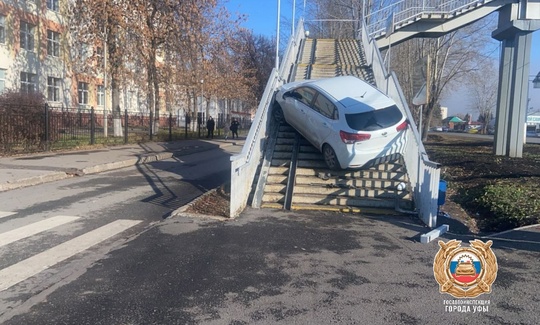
0,15,5,44
20,21,35,51
47,30,60,57
97,85,104,106
47,0,60,12
47,77,61,101
78,82,89,105
0,69,6,93
20,72,37,93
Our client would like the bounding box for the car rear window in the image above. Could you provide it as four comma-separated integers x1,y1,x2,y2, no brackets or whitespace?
345,105,403,131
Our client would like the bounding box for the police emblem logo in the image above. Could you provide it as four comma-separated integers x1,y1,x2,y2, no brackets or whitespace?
433,239,498,298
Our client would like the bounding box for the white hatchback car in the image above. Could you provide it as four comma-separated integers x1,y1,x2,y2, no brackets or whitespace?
273,76,408,170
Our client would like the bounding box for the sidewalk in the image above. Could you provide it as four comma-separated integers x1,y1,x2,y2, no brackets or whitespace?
0,138,244,192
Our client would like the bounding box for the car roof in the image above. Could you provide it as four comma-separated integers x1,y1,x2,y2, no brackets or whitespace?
287,76,395,112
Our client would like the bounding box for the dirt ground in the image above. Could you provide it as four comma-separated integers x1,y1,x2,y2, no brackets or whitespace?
187,133,540,234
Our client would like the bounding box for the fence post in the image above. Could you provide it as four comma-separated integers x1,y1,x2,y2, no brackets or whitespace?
124,109,128,144
90,107,95,145
44,103,50,151
169,112,172,141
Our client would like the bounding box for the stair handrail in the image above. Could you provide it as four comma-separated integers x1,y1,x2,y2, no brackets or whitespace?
229,19,306,218
365,0,498,37
361,22,441,228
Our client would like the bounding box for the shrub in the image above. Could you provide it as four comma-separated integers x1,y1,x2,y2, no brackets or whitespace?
474,182,540,231
0,90,47,151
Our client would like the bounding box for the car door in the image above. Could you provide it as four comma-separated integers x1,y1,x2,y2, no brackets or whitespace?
286,87,317,138
306,92,337,148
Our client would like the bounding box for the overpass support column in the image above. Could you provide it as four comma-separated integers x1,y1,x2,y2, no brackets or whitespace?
492,1,540,157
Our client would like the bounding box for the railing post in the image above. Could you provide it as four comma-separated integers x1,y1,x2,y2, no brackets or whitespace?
44,103,50,151
169,112,172,141
90,106,95,145
124,109,128,144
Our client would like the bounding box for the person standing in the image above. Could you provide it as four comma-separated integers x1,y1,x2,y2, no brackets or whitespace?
206,116,215,139
230,118,240,139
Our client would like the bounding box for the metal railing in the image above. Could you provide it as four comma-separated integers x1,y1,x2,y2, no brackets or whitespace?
365,0,498,37
361,23,441,228
0,104,204,155
229,20,306,218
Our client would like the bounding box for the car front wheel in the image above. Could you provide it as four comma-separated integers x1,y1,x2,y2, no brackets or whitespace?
273,103,285,123
323,144,340,170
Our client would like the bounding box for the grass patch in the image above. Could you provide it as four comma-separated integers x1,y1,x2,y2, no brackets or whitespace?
425,133,540,233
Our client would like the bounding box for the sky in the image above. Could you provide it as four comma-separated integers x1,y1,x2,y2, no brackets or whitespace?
223,0,540,118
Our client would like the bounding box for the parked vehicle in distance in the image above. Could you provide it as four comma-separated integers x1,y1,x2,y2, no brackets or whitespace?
273,76,408,170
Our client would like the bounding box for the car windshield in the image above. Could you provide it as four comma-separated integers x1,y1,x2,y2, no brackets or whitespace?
345,105,403,131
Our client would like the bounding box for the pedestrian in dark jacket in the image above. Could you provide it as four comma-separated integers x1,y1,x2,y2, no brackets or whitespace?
206,116,215,139
230,118,240,139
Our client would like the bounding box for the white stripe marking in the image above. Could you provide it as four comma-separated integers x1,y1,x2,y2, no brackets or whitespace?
0,219,141,291
0,211,16,219
0,216,80,248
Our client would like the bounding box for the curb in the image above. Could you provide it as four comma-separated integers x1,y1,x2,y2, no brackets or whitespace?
0,152,174,192
0,172,70,192
0,140,243,192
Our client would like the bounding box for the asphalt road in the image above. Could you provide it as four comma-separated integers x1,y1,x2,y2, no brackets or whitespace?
0,144,241,323
1,140,539,324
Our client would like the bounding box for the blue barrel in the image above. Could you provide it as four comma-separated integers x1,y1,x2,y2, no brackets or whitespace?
438,180,447,206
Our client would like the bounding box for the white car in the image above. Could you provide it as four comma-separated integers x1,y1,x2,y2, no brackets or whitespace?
273,76,408,170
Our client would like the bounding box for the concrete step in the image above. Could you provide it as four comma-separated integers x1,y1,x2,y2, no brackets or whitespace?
262,192,286,203
268,166,289,175
291,194,396,209
294,167,409,180
271,159,291,167
267,174,288,184
290,203,406,215
295,175,407,189
274,144,294,152
276,138,295,145
265,183,287,193
293,184,411,199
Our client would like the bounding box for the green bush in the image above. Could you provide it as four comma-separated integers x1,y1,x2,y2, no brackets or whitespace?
474,182,540,231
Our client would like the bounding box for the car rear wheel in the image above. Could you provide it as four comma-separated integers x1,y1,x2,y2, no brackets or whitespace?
323,144,340,170
273,103,285,123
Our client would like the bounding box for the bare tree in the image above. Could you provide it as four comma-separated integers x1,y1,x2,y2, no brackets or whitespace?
468,62,498,133
391,17,498,141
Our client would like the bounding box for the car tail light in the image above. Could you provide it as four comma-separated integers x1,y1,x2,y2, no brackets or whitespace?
396,120,408,132
340,130,371,144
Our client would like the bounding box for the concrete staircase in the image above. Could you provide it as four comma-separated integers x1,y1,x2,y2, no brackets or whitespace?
254,37,413,214
259,124,413,214
293,39,374,84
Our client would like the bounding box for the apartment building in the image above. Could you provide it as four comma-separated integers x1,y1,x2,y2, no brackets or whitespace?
0,0,108,110
0,0,252,130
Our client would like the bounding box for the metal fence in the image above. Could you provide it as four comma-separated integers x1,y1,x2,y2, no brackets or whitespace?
0,104,243,155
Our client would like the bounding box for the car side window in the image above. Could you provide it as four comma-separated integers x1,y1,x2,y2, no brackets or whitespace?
294,87,317,107
313,93,337,119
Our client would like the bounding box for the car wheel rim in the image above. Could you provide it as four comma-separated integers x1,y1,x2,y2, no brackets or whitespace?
273,106,284,122
324,145,338,169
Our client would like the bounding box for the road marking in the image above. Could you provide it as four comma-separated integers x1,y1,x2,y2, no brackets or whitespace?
0,219,142,292
0,216,80,248
0,211,15,219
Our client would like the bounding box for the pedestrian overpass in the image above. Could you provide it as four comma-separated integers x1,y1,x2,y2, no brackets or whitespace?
229,0,540,229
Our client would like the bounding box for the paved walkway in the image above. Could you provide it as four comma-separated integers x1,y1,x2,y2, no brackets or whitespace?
0,138,244,192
